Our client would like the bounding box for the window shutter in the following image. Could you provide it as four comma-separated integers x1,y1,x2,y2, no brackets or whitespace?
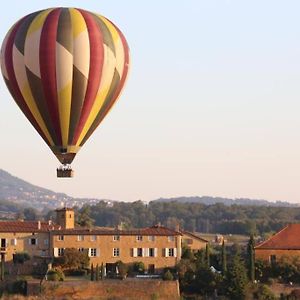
144,248,149,257
133,248,137,257
88,248,91,257
165,248,169,257
5,239,8,247
142,248,145,257
97,248,100,257
28,239,31,245
36,238,38,245
53,248,58,257
154,248,158,257
174,248,177,257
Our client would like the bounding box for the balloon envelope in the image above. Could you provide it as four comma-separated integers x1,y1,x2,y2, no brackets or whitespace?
1,8,130,164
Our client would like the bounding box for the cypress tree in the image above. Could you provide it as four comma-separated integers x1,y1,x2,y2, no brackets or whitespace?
221,240,227,274
101,262,105,280
247,234,255,282
96,264,99,281
0,256,4,281
91,263,94,281
205,243,210,268
226,251,248,300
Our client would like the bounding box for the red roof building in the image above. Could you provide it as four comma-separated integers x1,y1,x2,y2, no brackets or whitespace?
255,224,300,263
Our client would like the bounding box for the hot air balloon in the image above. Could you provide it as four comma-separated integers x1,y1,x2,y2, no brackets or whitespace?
0,8,130,177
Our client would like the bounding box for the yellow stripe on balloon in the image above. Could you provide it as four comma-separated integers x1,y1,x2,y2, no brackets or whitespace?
22,84,54,145
27,9,53,35
69,8,86,37
75,45,116,146
98,15,125,76
57,82,72,147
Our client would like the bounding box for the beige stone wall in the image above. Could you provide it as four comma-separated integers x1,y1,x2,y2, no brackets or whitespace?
255,249,300,262
182,233,207,251
51,233,181,271
56,209,75,229
0,232,50,262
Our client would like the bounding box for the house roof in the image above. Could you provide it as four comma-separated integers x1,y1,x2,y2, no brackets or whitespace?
0,221,60,232
52,225,182,236
255,224,300,250
181,230,208,243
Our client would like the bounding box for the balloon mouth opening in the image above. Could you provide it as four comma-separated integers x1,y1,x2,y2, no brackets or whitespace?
51,145,81,164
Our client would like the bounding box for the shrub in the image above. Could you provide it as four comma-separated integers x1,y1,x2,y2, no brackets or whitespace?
13,252,30,264
7,280,27,295
132,262,145,274
47,268,65,281
163,270,174,281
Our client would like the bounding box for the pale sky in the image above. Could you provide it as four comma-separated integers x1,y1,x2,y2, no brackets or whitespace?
1,1,300,203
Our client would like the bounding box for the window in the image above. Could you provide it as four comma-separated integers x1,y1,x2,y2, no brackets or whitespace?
58,235,64,241
77,235,84,241
113,248,120,257
136,235,143,241
148,236,155,242
78,248,85,252
149,248,155,257
90,248,97,257
11,238,17,246
29,238,37,245
44,239,49,245
41,250,46,257
168,236,175,242
113,235,120,241
137,248,143,257
168,248,174,257
90,235,97,242
58,248,64,257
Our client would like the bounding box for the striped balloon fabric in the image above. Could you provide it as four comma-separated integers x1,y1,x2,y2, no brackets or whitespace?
1,8,130,164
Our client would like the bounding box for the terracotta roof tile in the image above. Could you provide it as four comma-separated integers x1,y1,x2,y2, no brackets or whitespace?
52,225,182,236
0,221,60,232
255,224,300,250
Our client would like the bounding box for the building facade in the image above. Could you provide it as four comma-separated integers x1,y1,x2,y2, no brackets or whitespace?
0,208,207,274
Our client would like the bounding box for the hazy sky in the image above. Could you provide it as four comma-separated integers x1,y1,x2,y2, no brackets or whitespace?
1,1,300,203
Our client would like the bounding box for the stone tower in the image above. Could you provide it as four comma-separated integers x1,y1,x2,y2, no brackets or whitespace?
55,207,75,229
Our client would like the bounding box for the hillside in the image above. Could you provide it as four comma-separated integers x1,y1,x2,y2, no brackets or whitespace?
154,196,299,207
0,169,104,211
0,168,298,217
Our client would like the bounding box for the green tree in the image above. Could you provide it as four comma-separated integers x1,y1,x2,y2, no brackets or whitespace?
96,264,99,281
91,264,94,281
101,262,105,279
53,248,89,270
225,250,249,300
221,240,227,274
205,244,210,268
247,234,255,282
23,207,38,220
77,206,94,228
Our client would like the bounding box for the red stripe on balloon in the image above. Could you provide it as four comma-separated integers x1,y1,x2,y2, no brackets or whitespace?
72,9,104,145
79,25,130,146
4,16,50,146
39,8,62,146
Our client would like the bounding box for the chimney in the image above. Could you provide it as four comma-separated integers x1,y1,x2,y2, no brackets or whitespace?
37,221,41,230
48,220,52,226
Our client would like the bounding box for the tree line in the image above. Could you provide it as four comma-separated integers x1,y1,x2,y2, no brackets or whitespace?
10,200,300,236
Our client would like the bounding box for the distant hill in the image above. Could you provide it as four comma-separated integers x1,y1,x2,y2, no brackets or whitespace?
153,196,299,207
0,169,107,211
0,168,298,216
